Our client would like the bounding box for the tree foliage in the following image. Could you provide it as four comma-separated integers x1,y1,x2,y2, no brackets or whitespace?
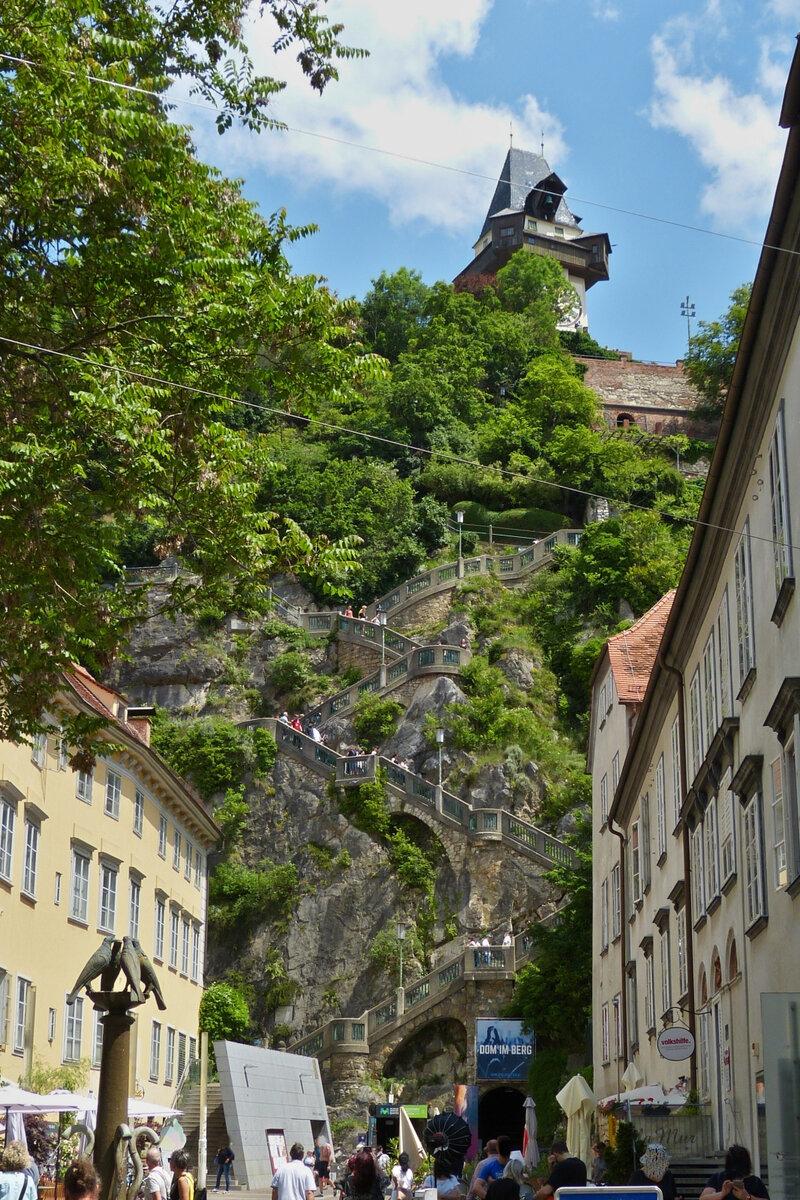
0,0,378,746
198,981,251,1068
685,283,751,418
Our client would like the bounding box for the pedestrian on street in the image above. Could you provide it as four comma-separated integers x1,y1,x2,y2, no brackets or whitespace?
272,1144,317,1200
214,1144,235,1193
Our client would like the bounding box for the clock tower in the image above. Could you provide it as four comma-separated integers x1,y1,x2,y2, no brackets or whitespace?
453,147,611,331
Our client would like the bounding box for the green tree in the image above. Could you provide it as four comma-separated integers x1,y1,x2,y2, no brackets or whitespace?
199,981,251,1068
685,283,752,418
495,250,577,344
361,268,432,362
0,0,377,749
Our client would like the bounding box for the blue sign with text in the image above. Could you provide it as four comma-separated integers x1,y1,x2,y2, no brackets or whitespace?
475,1019,534,1080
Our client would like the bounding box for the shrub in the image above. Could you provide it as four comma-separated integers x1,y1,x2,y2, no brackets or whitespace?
199,982,251,1068
209,859,299,928
268,650,314,695
353,693,404,746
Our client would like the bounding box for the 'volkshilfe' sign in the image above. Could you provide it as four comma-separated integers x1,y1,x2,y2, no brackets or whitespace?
657,1025,695,1061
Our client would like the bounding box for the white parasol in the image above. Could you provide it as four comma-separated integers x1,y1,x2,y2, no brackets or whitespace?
522,1096,539,1169
555,1074,596,1170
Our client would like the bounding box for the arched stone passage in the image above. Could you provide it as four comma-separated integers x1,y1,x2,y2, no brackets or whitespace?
385,809,464,922
382,1017,468,1086
478,1086,526,1150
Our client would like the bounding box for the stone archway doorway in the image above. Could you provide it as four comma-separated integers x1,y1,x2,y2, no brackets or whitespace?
477,1085,525,1151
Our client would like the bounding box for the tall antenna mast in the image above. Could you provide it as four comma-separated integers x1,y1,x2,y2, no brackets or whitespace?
509,121,513,150
541,128,545,157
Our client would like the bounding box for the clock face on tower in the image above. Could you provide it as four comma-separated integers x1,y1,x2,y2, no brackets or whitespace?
557,283,584,330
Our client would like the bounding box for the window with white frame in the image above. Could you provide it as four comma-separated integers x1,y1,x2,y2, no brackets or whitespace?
165,1026,176,1083
31,732,47,769
689,668,704,780
191,925,201,982
91,1009,103,1068
172,827,181,871
656,755,667,859
716,590,732,718
54,872,62,905
645,953,656,1031
771,757,787,888
129,877,141,939
720,771,736,884
76,770,93,804
0,797,15,881
691,823,706,920
194,851,202,889
0,969,9,1047
57,732,68,772
600,879,609,951
697,1008,711,1100
734,524,756,687
184,841,192,881
48,1008,56,1042
641,793,652,891
627,969,638,1052
785,735,799,882
177,1031,187,1079
769,402,793,590
598,682,607,725
104,769,121,819
704,796,720,903
702,630,718,749
22,818,39,897
677,906,688,997
63,995,83,1062
169,908,179,969
601,1003,610,1063
743,794,767,928
149,1022,162,1081
612,751,620,791
671,718,682,826
181,915,190,975
14,978,29,1053
158,815,167,858
154,896,166,961
133,790,144,837
660,925,672,1016
98,862,117,932
70,850,90,923
612,996,622,1059
630,821,641,903
611,863,621,938
600,774,608,825
189,1034,197,1062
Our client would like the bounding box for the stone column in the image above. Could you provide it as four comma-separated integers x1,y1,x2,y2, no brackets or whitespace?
92,990,136,1200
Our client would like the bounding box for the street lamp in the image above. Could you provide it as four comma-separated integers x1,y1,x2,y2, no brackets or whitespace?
436,726,445,790
456,509,464,559
396,920,407,989
380,609,388,668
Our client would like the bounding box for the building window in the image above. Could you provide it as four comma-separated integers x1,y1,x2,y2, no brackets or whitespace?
104,769,121,819
771,757,787,887
165,1026,176,1084
194,852,202,890
191,925,201,982
14,978,29,1054
702,630,718,748
0,970,8,1047
704,796,719,903
0,797,15,881
769,403,793,590
601,1002,610,1063
76,770,93,804
641,793,651,890
734,523,756,688
63,996,83,1062
554,225,565,237
630,821,641,903
677,906,688,997
627,968,638,1053
671,717,681,826
70,850,90,924
158,815,167,858
189,1035,197,1062
184,842,192,882
499,225,515,237
172,828,181,871
169,908,179,969
48,1008,56,1043
181,916,190,976
92,1009,103,1068
133,790,144,838
612,996,622,1059
600,879,609,951
54,872,62,905
598,682,607,726
697,1006,711,1100
612,751,620,791
177,1031,187,1080
98,862,117,932
691,823,705,921
129,877,141,940
154,897,166,961
743,794,767,929
645,953,656,1031
31,732,47,769
149,1022,162,1081
716,590,733,717
599,774,608,825
720,772,736,884
660,926,672,1016
656,755,666,859
22,819,39,897
689,668,704,780
611,863,621,939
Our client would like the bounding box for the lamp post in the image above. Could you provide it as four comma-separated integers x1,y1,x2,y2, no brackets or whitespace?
396,920,407,990
436,726,444,793
456,509,464,559
380,609,388,665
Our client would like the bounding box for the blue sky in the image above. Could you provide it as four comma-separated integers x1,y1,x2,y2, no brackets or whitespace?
183,1,797,365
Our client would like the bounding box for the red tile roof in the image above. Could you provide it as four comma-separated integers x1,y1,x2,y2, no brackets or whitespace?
607,590,675,704
65,664,149,745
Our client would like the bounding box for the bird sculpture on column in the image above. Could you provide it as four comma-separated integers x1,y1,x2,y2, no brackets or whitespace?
130,937,167,1010
66,936,117,1004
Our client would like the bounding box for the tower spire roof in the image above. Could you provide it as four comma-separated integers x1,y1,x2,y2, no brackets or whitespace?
480,147,578,236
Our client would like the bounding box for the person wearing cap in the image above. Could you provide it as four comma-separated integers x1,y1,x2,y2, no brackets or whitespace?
628,1143,680,1200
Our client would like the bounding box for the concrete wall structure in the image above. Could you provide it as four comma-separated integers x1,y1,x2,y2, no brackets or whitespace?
0,668,219,1106
576,354,713,438
215,1041,331,1188
589,46,800,1197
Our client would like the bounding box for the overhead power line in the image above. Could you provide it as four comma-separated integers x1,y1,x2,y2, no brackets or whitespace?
1,330,798,561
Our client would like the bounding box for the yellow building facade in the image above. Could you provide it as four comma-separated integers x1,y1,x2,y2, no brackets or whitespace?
0,667,219,1107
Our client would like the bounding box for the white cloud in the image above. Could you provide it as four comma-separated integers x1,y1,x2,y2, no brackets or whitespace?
187,0,567,234
648,28,786,232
